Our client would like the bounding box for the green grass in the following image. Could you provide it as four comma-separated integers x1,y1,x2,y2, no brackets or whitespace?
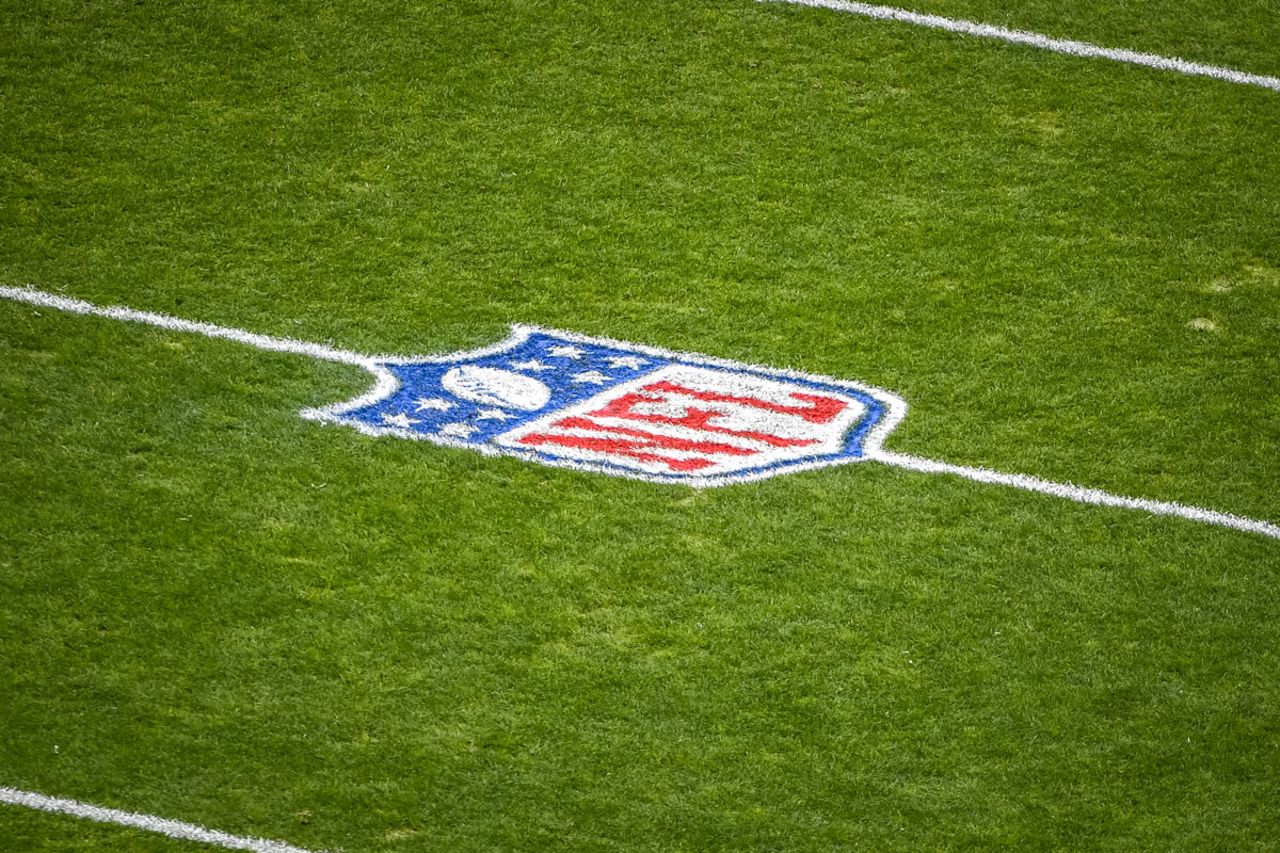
2,0,1279,850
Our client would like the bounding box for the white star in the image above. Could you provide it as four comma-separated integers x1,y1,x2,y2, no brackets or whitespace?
476,408,515,421
605,355,646,370
438,422,478,438
414,397,454,412
381,412,419,429
511,359,554,371
548,345,585,359
571,370,611,385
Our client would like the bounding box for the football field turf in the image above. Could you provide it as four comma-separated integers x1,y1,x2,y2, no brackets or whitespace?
2,0,1279,849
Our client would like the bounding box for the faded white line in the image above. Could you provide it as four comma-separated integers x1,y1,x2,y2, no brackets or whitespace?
874,451,1280,539
0,787,319,853
765,0,1280,93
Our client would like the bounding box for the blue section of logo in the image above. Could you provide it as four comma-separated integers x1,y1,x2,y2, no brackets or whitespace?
341,332,669,444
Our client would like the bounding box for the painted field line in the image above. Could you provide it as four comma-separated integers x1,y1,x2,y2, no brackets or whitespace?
764,0,1280,93
3,284,1277,539
0,787,319,853
0,284,372,368
874,452,1280,540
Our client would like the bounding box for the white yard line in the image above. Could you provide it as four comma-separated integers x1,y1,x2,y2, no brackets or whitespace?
0,283,402,425
764,0,1280,93
874,451,1280,540
0,787,318,853
2,284,1276,539
0,285,371,368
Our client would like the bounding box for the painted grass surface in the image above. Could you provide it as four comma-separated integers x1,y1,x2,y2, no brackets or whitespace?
2,0,1279,850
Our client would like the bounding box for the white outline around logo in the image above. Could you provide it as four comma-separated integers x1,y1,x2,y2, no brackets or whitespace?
300,323,909,488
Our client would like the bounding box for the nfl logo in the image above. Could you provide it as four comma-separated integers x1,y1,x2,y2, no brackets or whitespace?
313,326,906,486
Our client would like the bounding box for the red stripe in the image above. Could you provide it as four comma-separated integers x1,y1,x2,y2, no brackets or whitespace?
517,431,718,472
586,393,817,448
548,417,758,456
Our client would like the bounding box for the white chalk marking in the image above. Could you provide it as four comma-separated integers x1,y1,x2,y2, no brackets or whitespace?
571,370,611,385
0,786,318,853
2,284,1277,539
0,284,403,432
381,412,419,428
510,359,554,371
872,451,1280,540
0,285,371,368
413,397,455,412
765,0,1280,93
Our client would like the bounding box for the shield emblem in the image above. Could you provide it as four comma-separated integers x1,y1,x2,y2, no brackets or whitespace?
306,325,907,486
